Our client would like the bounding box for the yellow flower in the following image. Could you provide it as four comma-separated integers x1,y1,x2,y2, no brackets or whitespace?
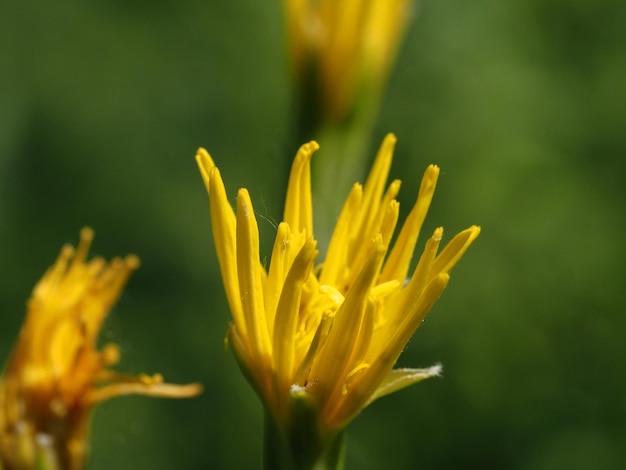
285,0,415,122
0,228,202,470
196,134,479,438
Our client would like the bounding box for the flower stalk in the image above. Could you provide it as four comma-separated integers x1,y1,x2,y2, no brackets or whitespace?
263,395,344,470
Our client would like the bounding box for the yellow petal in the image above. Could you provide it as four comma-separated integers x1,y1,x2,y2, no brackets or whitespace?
321,183,362,286
313,236,385,410
272,239,318,388
381,164,440,283
236,189,272,367
88,378,202,405
352,134,396,238
293,312,334,386
265,222,292,334
388,226,443,326
195,147,216,190
283,141,319,236
429,225,481,280
351,273,450,419
207,166,245,339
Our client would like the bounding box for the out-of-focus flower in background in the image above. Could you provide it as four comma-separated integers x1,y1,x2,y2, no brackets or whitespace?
0,229,202,470
285,0,414,125
284,1,418,245
196,134,479,469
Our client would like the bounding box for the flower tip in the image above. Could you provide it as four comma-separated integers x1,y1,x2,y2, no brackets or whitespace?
297,140,320,162
101,344,121,365
80,227,95,243
418,165,440,199
80,227,94,245
384,133,397,145
458,225,481,248
236,188,253,215
195,147,214,168
60,244,75,259
196,147,217,189
432,226,444,241
125,254,141,270
75,227,95,262
433,272,450,290
469,225,481,239
425,164,440,181
160,381,204,398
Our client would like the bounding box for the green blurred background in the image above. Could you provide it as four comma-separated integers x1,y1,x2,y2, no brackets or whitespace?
1,0,625,468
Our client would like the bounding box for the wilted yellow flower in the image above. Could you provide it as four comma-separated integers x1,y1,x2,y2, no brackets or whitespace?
285,0,414,122
196,134,479,458
0,229,202,470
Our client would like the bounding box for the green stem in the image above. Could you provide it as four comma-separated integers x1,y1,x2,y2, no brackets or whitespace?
263,406,345,470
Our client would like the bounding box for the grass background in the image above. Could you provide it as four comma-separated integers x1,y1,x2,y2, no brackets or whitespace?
1,0,625,468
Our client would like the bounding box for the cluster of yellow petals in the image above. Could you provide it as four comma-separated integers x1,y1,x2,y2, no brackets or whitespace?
196,134,479,432
0,229,202,470
285,0,414,121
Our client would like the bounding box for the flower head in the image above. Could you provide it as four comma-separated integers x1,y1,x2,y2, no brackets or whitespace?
196,134,479,437
0,228,202,470
286,0,415,123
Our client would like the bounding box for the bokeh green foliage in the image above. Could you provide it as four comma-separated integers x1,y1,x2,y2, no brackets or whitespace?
1,0,625,468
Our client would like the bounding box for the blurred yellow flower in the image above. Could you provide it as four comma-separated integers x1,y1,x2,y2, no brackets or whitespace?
196,134,479,440
0,228,202,470
285,0,415,122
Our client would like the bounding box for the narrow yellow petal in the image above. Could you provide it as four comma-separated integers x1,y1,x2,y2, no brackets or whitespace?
293,312,333,386
381,164,440,283
195,147,216,190
338,274,450,425
379,199,400,249
265,222,291,334
325,300,376,424
429,225,481,279
352,133,396,240
208,167,245,339
312,237,385,408
388,226,443,325
345,299,375,374
370,280,401,302
387,273,449,367
399,272,449,342
283,141,319,235
272,240,318,386
321,183,363,286
236,189,272,365
88,379,202,405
